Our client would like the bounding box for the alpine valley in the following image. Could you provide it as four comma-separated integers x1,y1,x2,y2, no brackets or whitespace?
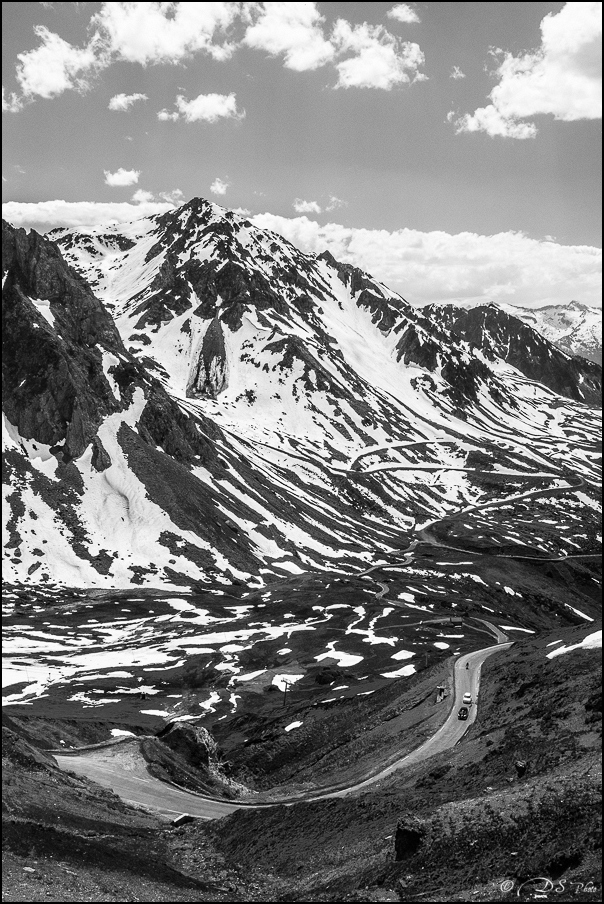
2,198,602,902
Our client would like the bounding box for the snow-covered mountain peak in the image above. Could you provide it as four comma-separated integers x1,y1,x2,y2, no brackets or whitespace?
3,203,601,589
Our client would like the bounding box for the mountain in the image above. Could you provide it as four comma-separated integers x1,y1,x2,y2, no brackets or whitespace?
420,301,601,404
2,199,601,594
423,298,602,364
511,300,602,364
2,199,601,904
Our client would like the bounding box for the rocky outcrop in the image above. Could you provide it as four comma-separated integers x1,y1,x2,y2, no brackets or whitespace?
187,317,228,398
2,221,126,459
156,721,219,771
2,221,124,350
394,814,426,860
90,437,111,472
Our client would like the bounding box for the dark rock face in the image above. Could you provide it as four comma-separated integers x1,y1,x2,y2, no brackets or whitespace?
423,302,602,405
3,219,222,467
2,221,125,459
394,815,426,861
90,437,111,472
2,221,124,350
136,385,220,465
187,317,228,398
156,721,218,771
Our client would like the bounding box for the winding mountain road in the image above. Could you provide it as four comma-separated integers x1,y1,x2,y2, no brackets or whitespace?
51,440,594,820
53,629,509,820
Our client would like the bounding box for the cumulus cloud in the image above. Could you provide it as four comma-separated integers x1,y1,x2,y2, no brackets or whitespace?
159,188,185,204
386,4,420,25
157,108,180,122
241,2,425,88
293,198,322,214
131,187,184,204
450,65,465,80
104,167,140,186
2,86,23,112
332,20,425,89
15,26,102,100
8,2,426,106
243,1,335,71
210,177,230,195
326,195,347,211
447,106,537,140
158,92,243,123
8,3,238,108
453,2,601,138
131,188,155,203
1,199,177,231
108,92,148,111
248,212,602,309
91,1,239,65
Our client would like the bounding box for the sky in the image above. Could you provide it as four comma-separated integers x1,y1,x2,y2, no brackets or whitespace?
2,1,602,308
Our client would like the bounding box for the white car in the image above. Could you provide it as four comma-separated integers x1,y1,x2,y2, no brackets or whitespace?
462,692,473,705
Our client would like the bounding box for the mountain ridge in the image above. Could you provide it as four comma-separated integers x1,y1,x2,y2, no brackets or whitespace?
2,198,601,591
421,297,602,364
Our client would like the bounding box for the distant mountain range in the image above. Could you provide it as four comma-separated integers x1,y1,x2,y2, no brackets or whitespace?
2,199,601,589
422,299,601,364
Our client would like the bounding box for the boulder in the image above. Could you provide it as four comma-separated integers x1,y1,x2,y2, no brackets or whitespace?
394,815,426,861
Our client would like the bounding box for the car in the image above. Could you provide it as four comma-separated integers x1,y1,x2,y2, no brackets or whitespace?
462,692,473,705
457,706,469,720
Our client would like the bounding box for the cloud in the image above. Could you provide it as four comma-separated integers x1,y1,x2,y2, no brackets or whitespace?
2,86,23,113
91,1,239,65
8,2,426,108
131,187,184,204
158,92,243,123
108,92,148,111
131,188,154,203
242,3,426,89
104,167,140,186
450,65,465,80
248,212,602,309
326,195,347,211
453,2,601,138
159,188,185,204
386,4,420,25
448,106,537,140
210,177,230,195
243,1,335,71
293,198,322,214
15,26,102,100
8,3,239,109
332,20,425,89
2,199,178,232
157,109,180,122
